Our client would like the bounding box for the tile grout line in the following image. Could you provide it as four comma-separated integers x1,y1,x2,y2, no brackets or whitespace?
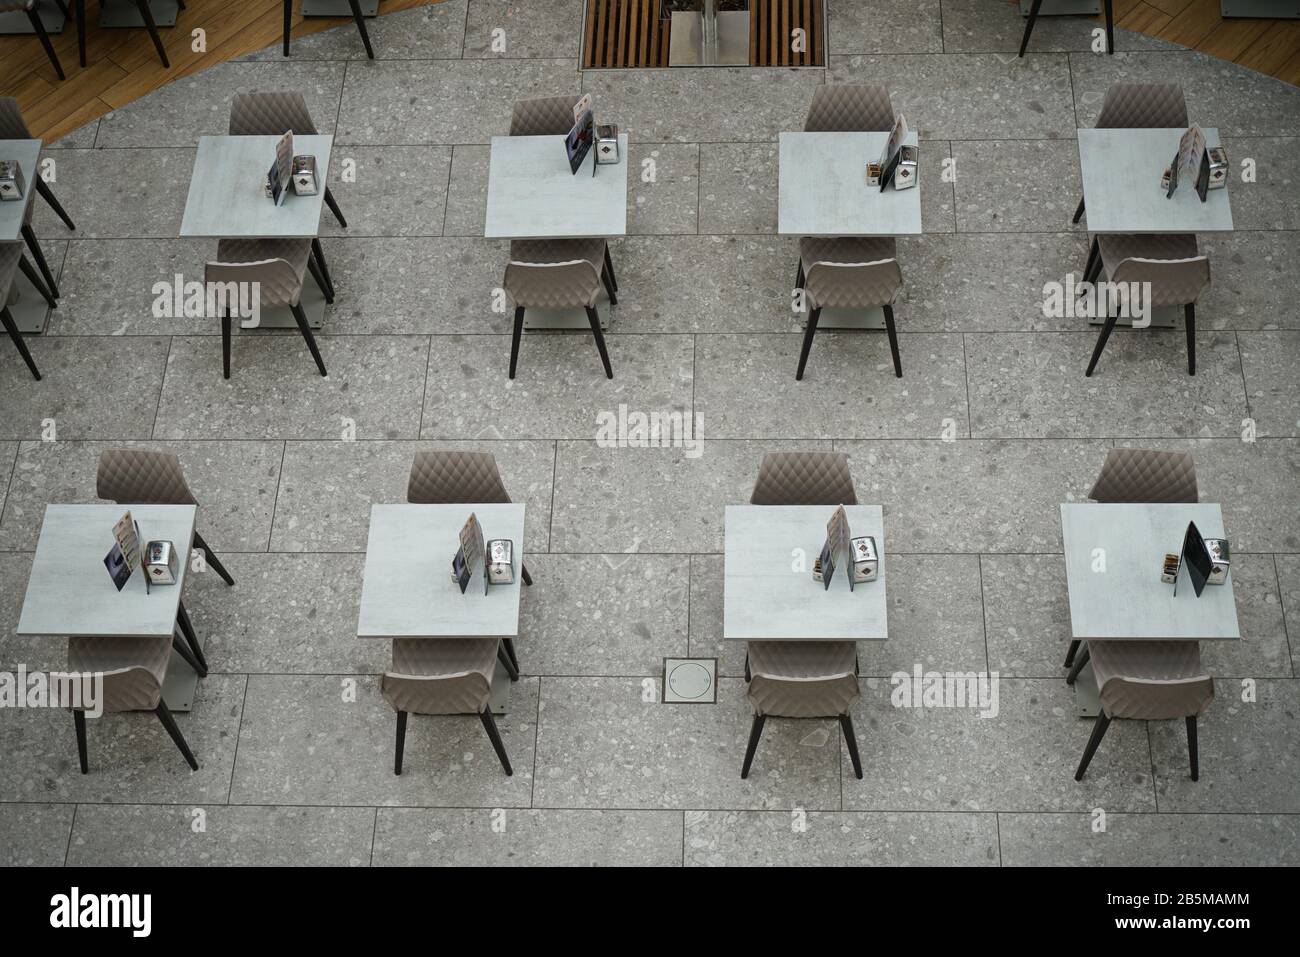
147,336,175,441
368,806,378,867
264,441,290,553
1272,554,1296,678
62,803,77,866
224,674,252,805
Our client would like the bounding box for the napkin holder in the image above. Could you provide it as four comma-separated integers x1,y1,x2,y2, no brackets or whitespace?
595,125,620,165
291,155,318,195
144,540,179,586
486,539,515,586
1203,538,1230,585
892,145,918,190
850,536,879,583
0,160,25,202
1206,147,1228,191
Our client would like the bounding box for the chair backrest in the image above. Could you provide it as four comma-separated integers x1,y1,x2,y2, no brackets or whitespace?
64,636,171,713
97,449,198,506
750,452,856,506
229,91,318,136
803,258,903,311
0,96,31,140
1108,255,1210,308
1089,449,1198,503
803,84,894,132
1092,641,1214,721
504,259,602,309
407,451,511,504
380,638,495,715
748,641,860,718
0,242,21,304
205,257,304,309
510,95,582,136
1095,83,1188,129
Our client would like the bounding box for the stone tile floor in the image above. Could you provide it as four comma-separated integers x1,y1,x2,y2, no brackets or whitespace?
2,0,1299,867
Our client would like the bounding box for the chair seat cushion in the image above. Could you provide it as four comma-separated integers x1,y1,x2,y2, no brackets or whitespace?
1097,233,1198,274
748,640,857,679
509,238,606,271
800,236,896,269
67,636,173,713
391,637,499,678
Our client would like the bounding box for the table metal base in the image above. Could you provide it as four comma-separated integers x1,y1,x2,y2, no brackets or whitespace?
7,271,53,334
1220,0,1299,17
241,277,328,331
1020,0,1100,13
1086,304,1179,329
488,656,512,715
1072,659,1100,717
302,0,379,16
161,647,199,712
668,10,749,66
522,293,610,332
0,0,66,34
99,0,179,28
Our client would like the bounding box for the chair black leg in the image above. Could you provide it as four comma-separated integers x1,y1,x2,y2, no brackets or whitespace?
479,710,513,775
508,306,524,379
27,7,65,80
323,187,348,228
740,713,766,779
310,238,336,300
20,224,59,300
307,256,333,305
1072,196,1086,225
192,530,235,587
794,258,805,291
54,0,70,17
1066,642,1091,685
177,601,208,674
744,651,750,682
282,0,291,56
171,630,207,678
1184,302,1196,376
221,309,232,379
35,179,76,231
154,702,199,770
601,263,618,306
521,563,532,586
1085,311,1118,377
1080,237,1099,293
76,0,86,68
73,710,88,773
1105,0,1114,53
883,303,902,378
585,305,613,379
795,307,820,380
502,637,520,673
1018,0,1042,58
18,256,57,308
840,714,863,780
393,710,407,774
603,245,618,292
135,0,170,68
1064,639,1081,668
497,643,519,682
0,307,41,381
1074,709,1111,780
348,0,375,59
1186,715,1199,781
290,301,328,376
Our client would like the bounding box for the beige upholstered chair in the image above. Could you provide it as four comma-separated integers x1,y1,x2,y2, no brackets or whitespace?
803,84,894,132
283,0,373,58
795,237,904,380
206,240,328,378
2,1,67,79
66,635,199,773
1074,640,1213,781
510,95,582,136
0,242,44,380
1082,234,1209,377
382,638,513,775
96,448,236,593
742,641,863,779
749,451,857,506
0,98,77,295
503,239,617,379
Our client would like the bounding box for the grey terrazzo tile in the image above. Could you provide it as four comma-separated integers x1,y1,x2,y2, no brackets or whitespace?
1197,231,1300,331
229,675,538,807
374,808,683,866
964,331,1248,439
0,439,282,554
319,146,452,237
1218,137,1300,230
981,554,1073,677
550,439,831,553
0,674,245,804
580,68,822,143
0,803,74,866
0,337,169,441
1240,333,1300,438
47,120,99,149
184,553,388,675
1198,555,1292,679
693,332,969,439
420,333,694,439
827,54,1076,140
66,804,375,866
685,810,999,866
153,335,429,440
699,143,777,234
269,439,556,552
29,148,193,239
441,144,490,237
627,143,699,235
942,3,1178,54
686,554,735,674
829,0,942,55
516,554,689,676
337,59,579,145
242,1,469,60
952,139,1083,232
834,439,1108,552
0,441,15,524
920,139,957,234
0,553,49,671
463,0,585,59
1154,680,1300,813
1276,556,1300,676
841,677,1157,812
1000,812,1300,866
534,677,842,810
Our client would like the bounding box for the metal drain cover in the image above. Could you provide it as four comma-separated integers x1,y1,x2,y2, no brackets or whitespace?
663,658,717,704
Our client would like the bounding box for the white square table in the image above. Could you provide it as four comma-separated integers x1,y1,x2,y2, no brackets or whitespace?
0,139,52,333
180,134,334,328
484,133,628,331
778,130,920,330
358,503,525,711
16,504,201,711
723,505,887,643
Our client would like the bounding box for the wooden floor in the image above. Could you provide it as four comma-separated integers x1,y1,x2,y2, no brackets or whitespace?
2,0,1297,143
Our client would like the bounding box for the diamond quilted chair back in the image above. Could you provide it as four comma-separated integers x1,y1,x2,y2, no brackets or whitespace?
1089,449,1198,503
1095,83,1187,129
747,642,860,718
380,638,496,715
510,95,582,136
229,91,318,136
408,451,512,504
0,97,31,140
96,449,198,506
1091,640,1214,721
750,452,857,506
803,84,894,132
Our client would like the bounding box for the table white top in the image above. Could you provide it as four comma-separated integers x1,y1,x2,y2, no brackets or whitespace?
1077,128,1233,234
1061,503,1240,641
484,133,629,239
17,504,196,639
723,505,887,642
358,503,525,639
0,139,41,243
778,131,922,237
180,134,333,238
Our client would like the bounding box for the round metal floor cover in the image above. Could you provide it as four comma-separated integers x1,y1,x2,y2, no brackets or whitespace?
667,660,713,701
